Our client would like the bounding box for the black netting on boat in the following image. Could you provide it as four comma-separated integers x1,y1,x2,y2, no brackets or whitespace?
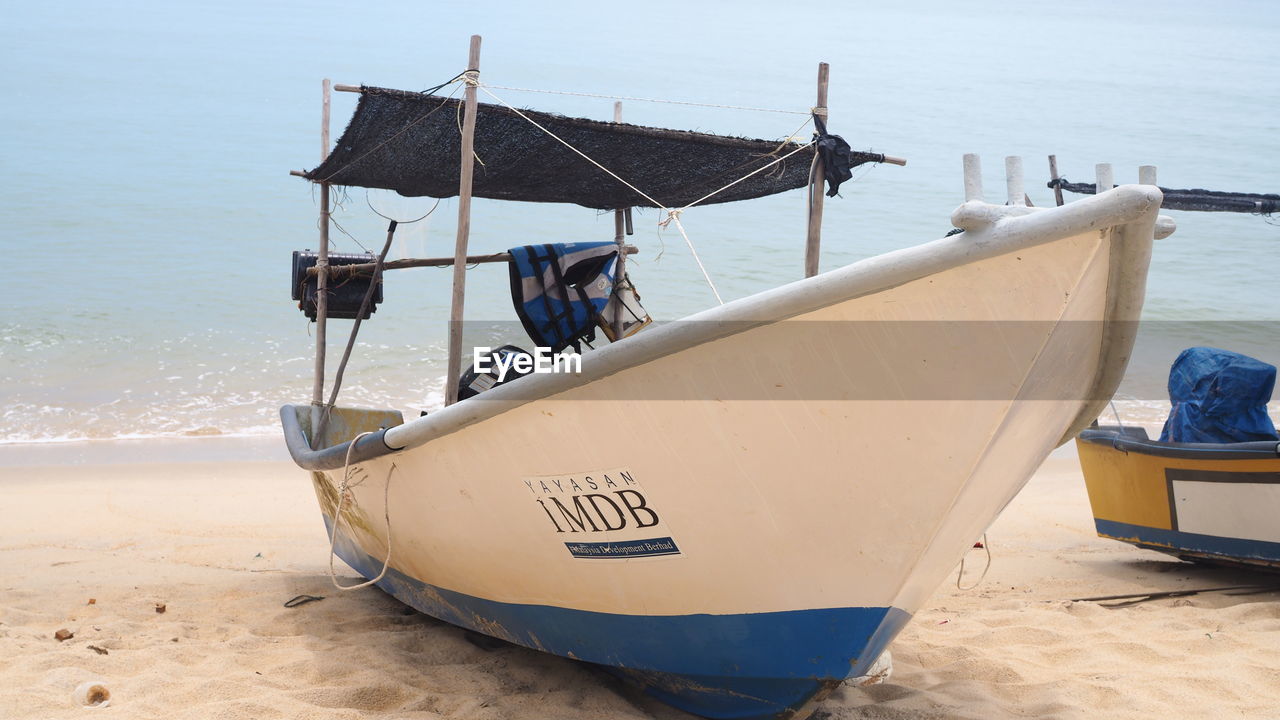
1049,178,1279,215
304,86,885,210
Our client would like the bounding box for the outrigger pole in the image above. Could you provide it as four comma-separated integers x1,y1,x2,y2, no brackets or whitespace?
306,246,639,281
311,78,332,445
445,35,483,406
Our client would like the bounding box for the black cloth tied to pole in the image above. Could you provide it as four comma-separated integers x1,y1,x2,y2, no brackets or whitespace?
813,113,854,197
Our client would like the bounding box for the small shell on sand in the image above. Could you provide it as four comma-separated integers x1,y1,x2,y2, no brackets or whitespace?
73,681,111,708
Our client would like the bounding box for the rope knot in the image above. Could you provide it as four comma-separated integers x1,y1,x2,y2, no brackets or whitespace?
462,70,480,87
658,208,683,228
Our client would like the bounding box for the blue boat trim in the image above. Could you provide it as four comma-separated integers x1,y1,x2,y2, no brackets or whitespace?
1094,518,1280,564
325,518,911,719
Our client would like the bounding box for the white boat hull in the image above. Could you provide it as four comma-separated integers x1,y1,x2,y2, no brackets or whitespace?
283,186,1164,719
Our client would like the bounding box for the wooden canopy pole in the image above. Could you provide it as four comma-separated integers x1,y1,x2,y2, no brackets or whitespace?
311,78,332,444
804,62,829,278
612,100,627,341
445,35,482,406
1048,154,1065,206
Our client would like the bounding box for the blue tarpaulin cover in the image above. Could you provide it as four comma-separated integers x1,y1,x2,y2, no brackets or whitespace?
1160,347,1279,443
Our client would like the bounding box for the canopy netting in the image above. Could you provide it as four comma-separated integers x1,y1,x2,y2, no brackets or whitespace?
304,86,886,211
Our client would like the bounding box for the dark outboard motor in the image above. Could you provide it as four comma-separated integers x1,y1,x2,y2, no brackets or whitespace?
458,345,532,401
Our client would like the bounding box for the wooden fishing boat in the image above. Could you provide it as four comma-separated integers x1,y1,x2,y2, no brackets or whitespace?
279,36,1173,720
1077,428,1280,571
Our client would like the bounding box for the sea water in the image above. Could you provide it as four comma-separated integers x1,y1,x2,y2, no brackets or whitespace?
2,0,1277,444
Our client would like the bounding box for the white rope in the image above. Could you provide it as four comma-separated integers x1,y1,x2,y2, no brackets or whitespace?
328,432,395,591
676,135,814,212
1109,399,1128,434
478,85,668,209
956,533,991,591
646,128,813,306
483,83,809,115
660,211,723,304
478,84,820,306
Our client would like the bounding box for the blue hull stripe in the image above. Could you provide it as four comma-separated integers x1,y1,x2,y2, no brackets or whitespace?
327,520,911,719
1095,519,1280,564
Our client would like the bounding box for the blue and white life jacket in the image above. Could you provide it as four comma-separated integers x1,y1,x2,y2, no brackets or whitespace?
508,242,618,352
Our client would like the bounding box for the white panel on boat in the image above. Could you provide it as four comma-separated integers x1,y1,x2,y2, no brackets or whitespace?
1171,480,1280,544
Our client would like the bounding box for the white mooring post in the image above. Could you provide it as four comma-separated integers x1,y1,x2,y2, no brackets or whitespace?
1095,163,1114,193
445,35,483,407
963,153,983,202
1005,156,1025,206
1140,165,1176,239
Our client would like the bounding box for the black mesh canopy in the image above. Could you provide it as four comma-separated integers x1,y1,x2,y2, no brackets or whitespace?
303,86,884,210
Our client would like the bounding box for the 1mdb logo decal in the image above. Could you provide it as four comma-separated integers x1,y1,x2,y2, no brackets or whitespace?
522,468,682,559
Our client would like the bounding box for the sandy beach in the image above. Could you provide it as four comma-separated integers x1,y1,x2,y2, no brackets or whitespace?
5,0,1278,717
2,444,1276,720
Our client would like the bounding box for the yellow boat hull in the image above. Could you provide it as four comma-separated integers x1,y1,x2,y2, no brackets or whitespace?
1077,427,1280,570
